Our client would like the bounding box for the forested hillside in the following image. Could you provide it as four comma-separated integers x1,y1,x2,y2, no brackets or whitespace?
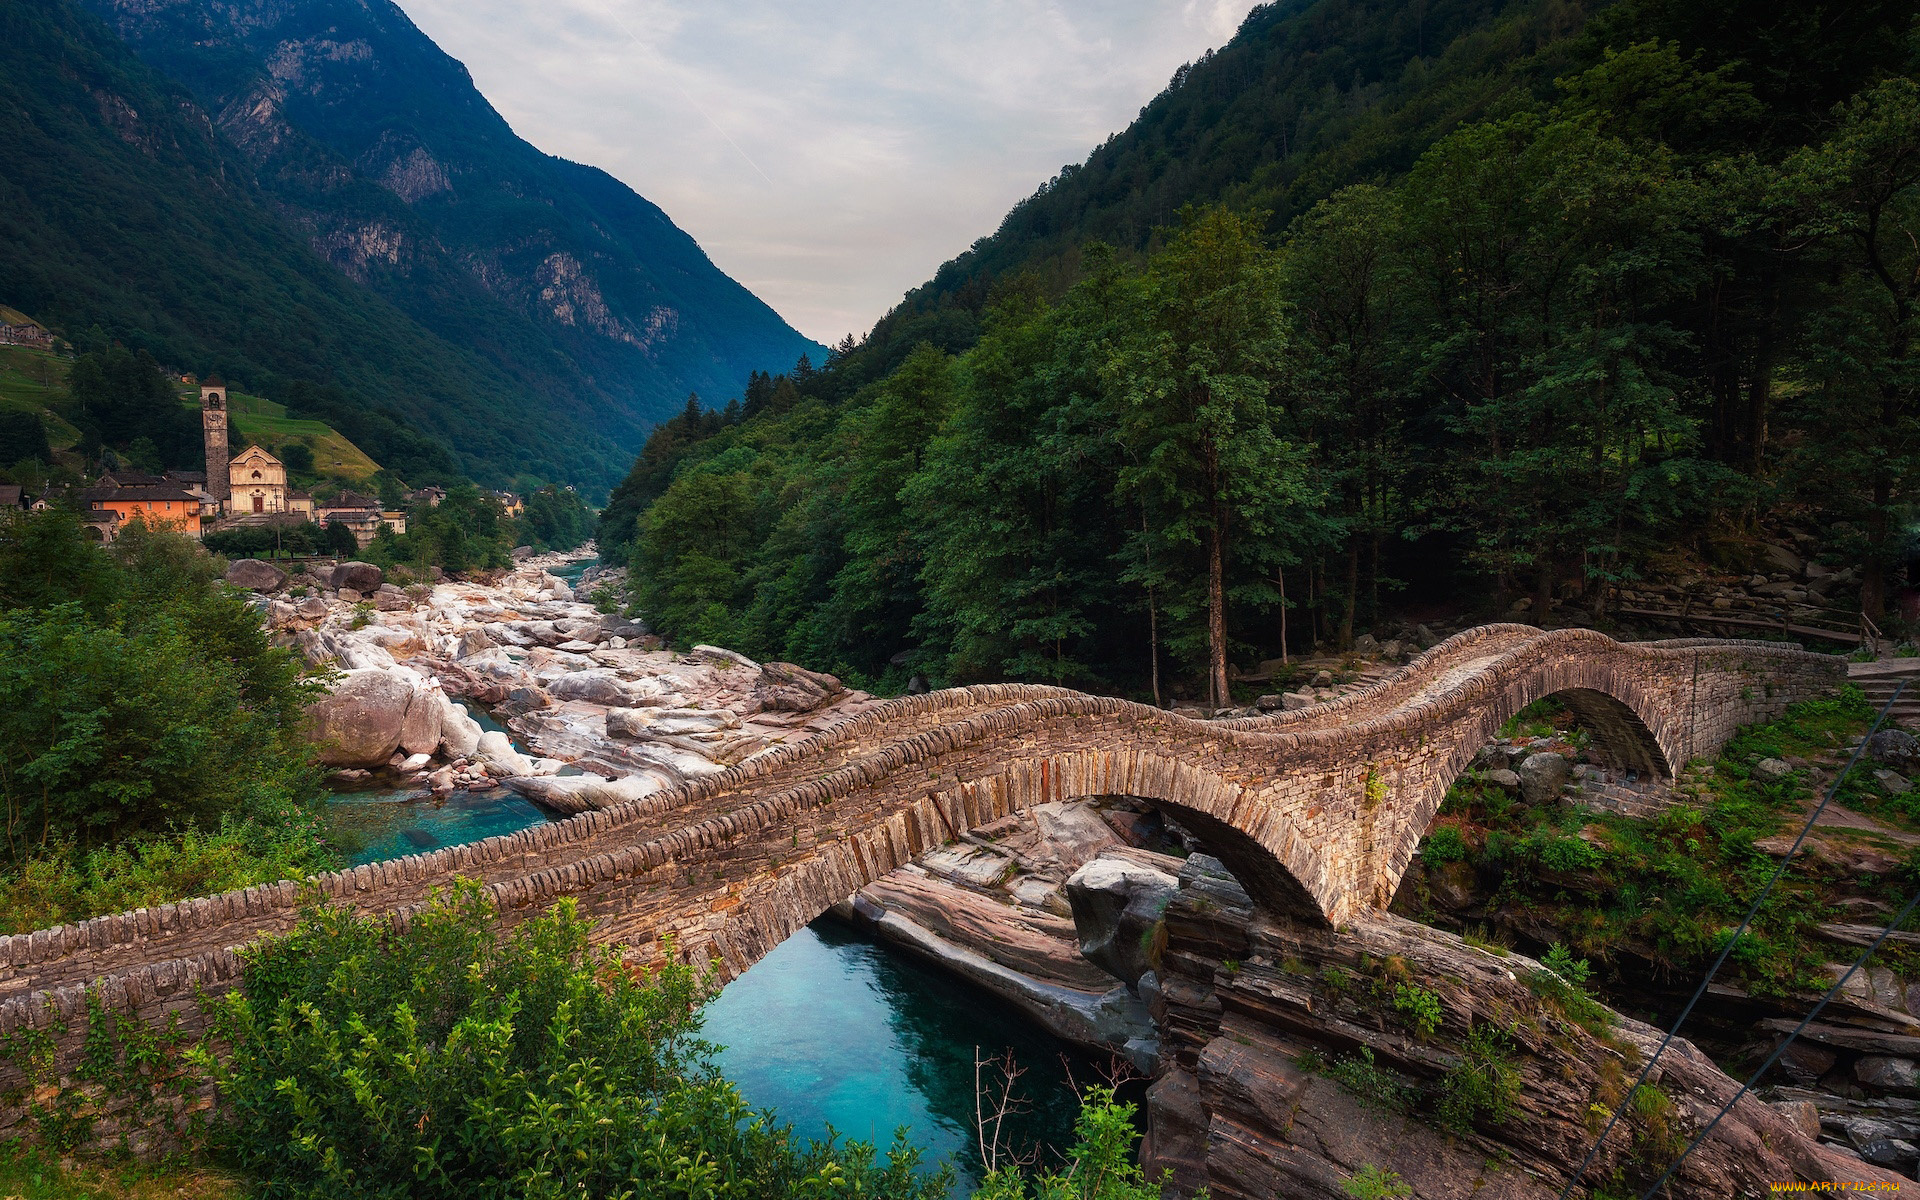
0,0,821,494
599,0,1920,704
0,0,578,486
78,0,824,474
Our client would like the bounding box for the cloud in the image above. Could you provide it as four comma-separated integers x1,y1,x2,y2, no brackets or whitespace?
396,0,1260,344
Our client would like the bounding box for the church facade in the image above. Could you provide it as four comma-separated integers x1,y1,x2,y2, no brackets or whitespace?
200,381,313,523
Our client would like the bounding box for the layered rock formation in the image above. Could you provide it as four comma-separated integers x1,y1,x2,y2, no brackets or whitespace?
1142,857,1904,1198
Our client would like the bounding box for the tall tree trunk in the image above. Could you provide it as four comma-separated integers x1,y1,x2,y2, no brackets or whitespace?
1143,507,1162,708
1339,541,1359,647
1277,565,1289,666
1533,548,1554,624
1208,512,1229,709
1745,271,1781,479
1864,479,1892,622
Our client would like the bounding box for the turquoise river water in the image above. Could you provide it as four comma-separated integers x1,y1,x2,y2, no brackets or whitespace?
321,554,1096,1191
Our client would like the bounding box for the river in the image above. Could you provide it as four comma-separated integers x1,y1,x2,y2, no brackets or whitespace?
321,552,1098,1192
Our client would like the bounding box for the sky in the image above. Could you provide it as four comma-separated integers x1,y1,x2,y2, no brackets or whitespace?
395,0,1263,345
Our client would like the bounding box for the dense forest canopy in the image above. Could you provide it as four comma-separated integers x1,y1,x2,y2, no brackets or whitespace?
599,0,1920,705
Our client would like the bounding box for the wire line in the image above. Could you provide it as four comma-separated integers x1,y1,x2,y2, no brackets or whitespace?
1554,677,1908,1199
1637,881,1920,1197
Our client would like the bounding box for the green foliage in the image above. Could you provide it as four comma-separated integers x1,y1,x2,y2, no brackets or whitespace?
1435,690,1888,1003
0,816,333,934
518,485,594,553
597,0,1920,692
1324,1048,1414,1114
67,348,197,470
970,1088,1177,1200
1420,824,1468,867
1341,1165,1412,1200
361,485,512,576
1391,984,1444,1038
1543,943,1594,989
0,513,326,866
1436,1023,1523,1132
0,1142,242,1199
201,882,948,1200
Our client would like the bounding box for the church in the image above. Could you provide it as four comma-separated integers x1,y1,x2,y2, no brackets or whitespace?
200,378,314,521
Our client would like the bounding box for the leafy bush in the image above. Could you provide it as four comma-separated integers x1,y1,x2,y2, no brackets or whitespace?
1436,1022,1521,1132
0,514,326,867
1392,984,1444,1037
1420,824,1468,867
200,882,948,1200
0,817,334,934
1325,1049,1414,1114
971,1088,1169,1200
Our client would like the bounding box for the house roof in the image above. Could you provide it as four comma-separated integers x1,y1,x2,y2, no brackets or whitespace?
81,485,199,503
98,471,168,488
0,485,21,507
166,469,207,484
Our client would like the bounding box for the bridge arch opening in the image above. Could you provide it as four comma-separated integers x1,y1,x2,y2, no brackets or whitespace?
1385,683,1680,921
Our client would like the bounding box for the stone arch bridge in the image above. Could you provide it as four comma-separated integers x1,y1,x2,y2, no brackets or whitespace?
0,625,1843,1050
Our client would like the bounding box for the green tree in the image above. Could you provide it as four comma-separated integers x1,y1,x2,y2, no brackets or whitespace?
1777,78,1920,620
1108,206,1314,706
0,514,323,860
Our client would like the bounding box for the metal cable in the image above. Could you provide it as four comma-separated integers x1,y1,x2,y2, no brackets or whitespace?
1554,677,1907,1199
1637,882,1920,1198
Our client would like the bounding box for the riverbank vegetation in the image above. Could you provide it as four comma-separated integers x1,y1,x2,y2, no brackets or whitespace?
0,511,336,933
1398,687,1913,1002
599,5,1920,702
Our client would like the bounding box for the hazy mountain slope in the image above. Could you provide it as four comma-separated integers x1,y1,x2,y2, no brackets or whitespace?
80,0,826,450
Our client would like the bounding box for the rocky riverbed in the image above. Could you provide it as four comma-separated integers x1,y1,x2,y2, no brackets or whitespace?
238,548,882,810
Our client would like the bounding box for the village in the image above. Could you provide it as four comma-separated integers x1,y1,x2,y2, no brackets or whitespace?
0,375,526,547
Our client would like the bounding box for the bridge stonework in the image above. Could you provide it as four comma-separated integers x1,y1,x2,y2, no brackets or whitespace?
0,626,1842,1115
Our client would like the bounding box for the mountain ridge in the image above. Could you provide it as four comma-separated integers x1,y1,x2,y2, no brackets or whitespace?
78,0,826,460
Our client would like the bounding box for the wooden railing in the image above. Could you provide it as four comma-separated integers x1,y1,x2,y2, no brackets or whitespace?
1611,589,1870,650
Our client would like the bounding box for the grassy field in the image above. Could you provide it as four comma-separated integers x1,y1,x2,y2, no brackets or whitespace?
0,344,82,451
176,387,381,481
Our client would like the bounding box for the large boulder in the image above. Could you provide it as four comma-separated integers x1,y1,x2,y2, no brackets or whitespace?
1066,851,1181,987
398,681,445,756
225,558,288,593
331,561,384,593
1869,729,1920,774
753,661,846,712
1033,801,1120,869
547,669,636,706
438,696,483,758
475,730,534,777
307,669,414,766
1517,751,1570,804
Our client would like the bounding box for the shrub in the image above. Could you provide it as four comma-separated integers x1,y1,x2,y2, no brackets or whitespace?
972,1087,1167,1200
1436,1022,1522,1131
1420,825,1468,867
0,817,335,934
1392,984,1444,1037
1342,1164,1413,1199
200,882,947,1200
1326,1048,1414,1113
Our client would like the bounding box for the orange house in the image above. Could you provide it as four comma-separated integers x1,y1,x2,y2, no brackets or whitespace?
80,486,203,538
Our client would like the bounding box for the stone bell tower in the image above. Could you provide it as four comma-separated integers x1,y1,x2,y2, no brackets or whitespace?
200,376,230,509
